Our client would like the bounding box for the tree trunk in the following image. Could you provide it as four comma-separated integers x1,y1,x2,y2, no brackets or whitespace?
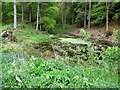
14,0,17,30
88,0,91,30
21,2,24,23
64,2,67,25
84,0,87,29
64,10,67,25
61,2,64,25
29,11,31,22
72,12,74,25
106,0,109,31
36,2,39,31
61,2,67,26
29,5,31,22
39,3,42,30
39,7,42,30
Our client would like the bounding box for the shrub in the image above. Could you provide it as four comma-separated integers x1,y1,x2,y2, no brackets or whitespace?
102,46,120,62
41,17,56,33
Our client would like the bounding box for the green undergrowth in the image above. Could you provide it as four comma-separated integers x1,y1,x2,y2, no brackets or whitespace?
1,23,119,88
1,46,119,88
1,24,13,33
15,23,54,45
1,23,54,45
51,24,74,34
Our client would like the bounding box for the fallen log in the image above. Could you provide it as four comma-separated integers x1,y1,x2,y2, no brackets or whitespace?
98,39,120,47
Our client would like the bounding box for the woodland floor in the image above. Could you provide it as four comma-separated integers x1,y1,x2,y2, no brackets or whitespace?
1,23,119,88
70,26,119,47
71,28,108,40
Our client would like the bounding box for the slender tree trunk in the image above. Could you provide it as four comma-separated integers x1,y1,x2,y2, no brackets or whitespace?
62,2,67,26
84,0,87,29
14,0,17,30
106,0,109,31
29,11,31,22
36,2,39,31
21,2,24,23
64,10,67,25
39,15,42,30
64,2,67,25
29,5,31,22
72,12,74,25
39,7,42,30
61,2,64,25
88,0,91,30
39,3,42,30
61,2,67,26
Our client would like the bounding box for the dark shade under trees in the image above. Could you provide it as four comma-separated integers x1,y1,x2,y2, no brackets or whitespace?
2,1,120,31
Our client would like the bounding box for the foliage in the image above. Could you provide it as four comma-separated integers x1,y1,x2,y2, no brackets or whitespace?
52,24,74,34
2,2,14,23
28,34,52,45
60,43,105,66
40,4,59,32
73,3,84,27
1,24,13,33
91,2,106,25
113,13,120,20
110,2,120,20
102,46,120,63
11,23,52,44
43,6,59,18
102,46,119,72
1,23,119,88
1,49,119,88
0,45,13,53
2,2,120,28
41,17,56,32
